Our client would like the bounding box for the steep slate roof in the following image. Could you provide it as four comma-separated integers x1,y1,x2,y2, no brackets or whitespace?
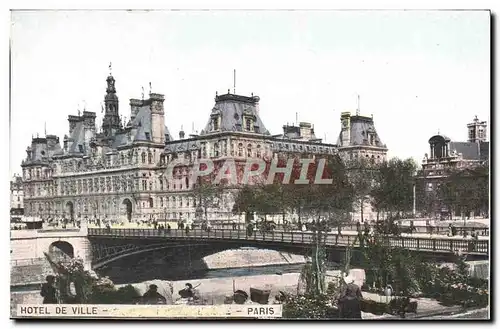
199,93,270,136
110,105,174,148
68,122,86,154
26,136,63,163
449,141,489,161
479,142,489,161
336,115,386,148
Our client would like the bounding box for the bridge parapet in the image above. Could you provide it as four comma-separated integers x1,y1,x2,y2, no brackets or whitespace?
88,228,489,256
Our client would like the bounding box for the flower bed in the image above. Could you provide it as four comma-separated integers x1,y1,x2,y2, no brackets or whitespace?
281,293,339,319
360,299,388,315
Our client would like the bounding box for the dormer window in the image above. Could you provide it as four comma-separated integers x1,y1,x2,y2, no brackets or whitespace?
145,132,150,140
211,116,220,131
369,134,375,145
246,118,252,131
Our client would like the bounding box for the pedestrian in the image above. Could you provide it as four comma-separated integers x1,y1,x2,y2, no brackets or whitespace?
356,221,361,233
338,276,363,319
185,225,190,235
40,275,57,304
142,284,167,305
409,221,415,234
166,224,171,234
179,283,200,301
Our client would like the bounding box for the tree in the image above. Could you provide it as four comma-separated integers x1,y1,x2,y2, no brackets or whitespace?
438,164,489,219
189,161,225,223
371,158,417,220
345,157,378,222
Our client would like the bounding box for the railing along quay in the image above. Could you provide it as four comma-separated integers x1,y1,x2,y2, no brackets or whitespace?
88,228,488,255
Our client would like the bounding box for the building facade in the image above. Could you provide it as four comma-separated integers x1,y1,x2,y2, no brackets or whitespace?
336,111,388,222
10,175,24,221
417,116,489,218
21,72,387,225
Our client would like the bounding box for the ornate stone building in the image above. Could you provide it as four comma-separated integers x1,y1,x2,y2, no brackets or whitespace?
336,111,388,222
417,116,489,218
21,72,352,226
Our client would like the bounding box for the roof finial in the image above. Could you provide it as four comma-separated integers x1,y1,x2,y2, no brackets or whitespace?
141,86,144,100
228,89,230,94
356,94,360,116
149,82,152,95
233,69,236,94
44,122,47,136
109,62,112,76
438,128,440,135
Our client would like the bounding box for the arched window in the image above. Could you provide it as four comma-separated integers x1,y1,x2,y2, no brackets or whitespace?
173,196,176,206
256,144,262,158
159,179,164,190
180,197,183,207
148,198,153,208
141,152,146,163
247,144,252,157
185,176,189,189
160,197,164,207
160,154,166,165
214,143,219,157
238,143,243,157
120,154,124,165
148,152,153,164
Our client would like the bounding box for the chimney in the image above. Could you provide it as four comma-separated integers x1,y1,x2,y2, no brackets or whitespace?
63,135,69,152
129,99,142,121
179,129,185,140
149,93,165,113
82,111,97,131
340,112,351,147
68,115,83,135
46,135,59,148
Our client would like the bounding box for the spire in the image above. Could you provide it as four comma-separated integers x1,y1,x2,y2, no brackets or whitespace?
356,94,360,116
106,62,116,95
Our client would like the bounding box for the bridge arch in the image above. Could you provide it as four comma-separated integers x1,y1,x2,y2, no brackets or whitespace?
49,240,75,261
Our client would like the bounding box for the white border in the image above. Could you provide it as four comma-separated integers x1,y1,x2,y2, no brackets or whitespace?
2,1,497,328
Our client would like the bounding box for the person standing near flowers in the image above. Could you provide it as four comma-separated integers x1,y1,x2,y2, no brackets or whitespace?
40,275,58,304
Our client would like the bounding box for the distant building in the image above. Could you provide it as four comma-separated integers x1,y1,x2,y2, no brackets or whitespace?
336,112,388,222
10,175,24,221
417,116,489,218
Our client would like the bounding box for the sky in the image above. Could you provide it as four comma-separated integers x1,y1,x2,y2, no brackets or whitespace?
9,10,490,176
